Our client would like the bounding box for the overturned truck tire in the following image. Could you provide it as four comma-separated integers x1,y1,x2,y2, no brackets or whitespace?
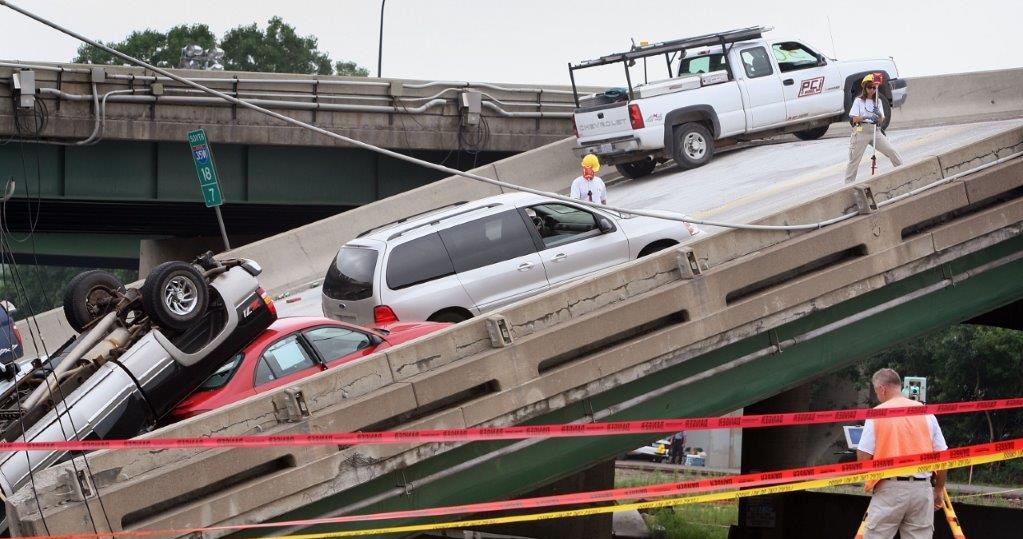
141,261,209,332
63,270,125,333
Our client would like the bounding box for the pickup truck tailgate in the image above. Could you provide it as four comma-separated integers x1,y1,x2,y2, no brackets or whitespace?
575,103,631,140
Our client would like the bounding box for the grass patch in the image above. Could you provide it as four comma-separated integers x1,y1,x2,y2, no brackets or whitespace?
649,503,737,539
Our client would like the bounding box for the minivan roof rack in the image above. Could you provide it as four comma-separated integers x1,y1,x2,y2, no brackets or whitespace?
387,202,504,241
357,200,470,238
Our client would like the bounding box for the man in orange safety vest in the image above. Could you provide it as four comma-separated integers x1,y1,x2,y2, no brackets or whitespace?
856,368,948,539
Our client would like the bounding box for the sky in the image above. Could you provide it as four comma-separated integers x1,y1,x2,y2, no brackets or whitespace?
1,0,1020,87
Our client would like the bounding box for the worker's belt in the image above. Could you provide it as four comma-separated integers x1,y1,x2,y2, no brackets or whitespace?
892,476,930,482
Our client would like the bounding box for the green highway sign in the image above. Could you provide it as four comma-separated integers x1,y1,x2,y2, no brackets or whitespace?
187,128,223,207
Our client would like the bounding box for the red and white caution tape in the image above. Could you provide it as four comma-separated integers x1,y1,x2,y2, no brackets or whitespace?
3,397,1020,452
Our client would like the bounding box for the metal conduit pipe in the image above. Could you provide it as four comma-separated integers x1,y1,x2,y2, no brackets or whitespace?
39,87,573,118
0,61,89,73
482,101,573,118
104,73,391,87
74,87,137,145
402,79,578,96
160,87,576,109
39,88,450,114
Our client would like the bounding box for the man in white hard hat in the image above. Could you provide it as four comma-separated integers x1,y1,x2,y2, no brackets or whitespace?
571,154,608,205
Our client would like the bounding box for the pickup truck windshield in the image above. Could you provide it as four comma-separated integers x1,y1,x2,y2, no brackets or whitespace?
772,42,822,72
679,53,727,76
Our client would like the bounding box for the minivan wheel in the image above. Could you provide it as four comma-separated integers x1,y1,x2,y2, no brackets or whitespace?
141,261,209,331
428,309,472,324
63,270,125,333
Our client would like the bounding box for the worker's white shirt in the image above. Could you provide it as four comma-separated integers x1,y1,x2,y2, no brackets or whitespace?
858,414,948,478
849,97,884,122
570,176,607,204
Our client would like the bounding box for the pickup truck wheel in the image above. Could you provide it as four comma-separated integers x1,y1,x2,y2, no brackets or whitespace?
672,123,714,170
616,157,657,179
794,125,830,141
141,261,209,332
63,270,125,333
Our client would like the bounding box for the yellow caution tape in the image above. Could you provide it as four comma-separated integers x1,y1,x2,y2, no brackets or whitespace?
255,449,1022,538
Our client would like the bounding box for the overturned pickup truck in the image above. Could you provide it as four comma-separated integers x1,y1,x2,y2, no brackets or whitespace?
569,26,907,178
0,254,276,506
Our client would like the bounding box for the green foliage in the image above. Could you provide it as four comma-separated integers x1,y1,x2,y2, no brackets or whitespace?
0,265,138,322
73,17,367,76
948,458,1023,487
650,505,736,539
220,17,334,75
855,324,1023,447
74,24,216,68
335,61,370,77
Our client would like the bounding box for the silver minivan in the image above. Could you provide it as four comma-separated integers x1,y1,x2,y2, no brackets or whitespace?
321,192,700,325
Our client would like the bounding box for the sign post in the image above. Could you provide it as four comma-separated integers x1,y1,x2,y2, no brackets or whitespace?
187,128,231,251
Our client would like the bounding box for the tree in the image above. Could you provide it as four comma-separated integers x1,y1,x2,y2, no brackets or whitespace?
0,265,138,323
73,17,368,77
74,24,216,68
221,17,332,75
335,61,370,77
854,324,1023,484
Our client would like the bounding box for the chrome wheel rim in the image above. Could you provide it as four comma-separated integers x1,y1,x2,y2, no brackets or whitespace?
163,276,198,316
683,132,706,160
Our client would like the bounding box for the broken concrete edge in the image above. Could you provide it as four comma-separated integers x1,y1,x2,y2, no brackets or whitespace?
8,139,1023,533
11,216,1023,534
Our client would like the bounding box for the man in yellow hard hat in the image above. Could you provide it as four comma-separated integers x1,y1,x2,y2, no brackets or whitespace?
571,154,607,205
845,73,903,183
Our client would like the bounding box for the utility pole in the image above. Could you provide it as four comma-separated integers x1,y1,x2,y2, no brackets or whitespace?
377,0,387,77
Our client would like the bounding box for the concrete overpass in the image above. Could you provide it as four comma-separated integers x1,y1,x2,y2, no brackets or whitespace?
6,62,1023,534
0,61,579,266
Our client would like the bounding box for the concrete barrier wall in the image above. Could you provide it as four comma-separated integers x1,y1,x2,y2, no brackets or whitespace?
14,68,1023,357
892,68,1023,128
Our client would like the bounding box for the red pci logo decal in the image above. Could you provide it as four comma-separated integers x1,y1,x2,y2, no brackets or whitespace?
798,77,825,97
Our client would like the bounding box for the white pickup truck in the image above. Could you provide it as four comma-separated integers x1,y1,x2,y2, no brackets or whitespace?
568,27,907,178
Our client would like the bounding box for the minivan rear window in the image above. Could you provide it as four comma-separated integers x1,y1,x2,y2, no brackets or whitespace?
323,246,378,300
386,233,455,290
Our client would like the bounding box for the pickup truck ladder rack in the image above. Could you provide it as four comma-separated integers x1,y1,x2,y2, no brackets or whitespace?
567,26,772,104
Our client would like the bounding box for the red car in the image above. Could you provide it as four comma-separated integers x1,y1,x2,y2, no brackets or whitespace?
168,316,449,420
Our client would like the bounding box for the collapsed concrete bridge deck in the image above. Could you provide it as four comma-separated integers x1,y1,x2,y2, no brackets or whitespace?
7,124,1023,536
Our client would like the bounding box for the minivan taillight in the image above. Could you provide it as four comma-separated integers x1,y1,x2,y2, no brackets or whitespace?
374,305,399,324
12,324,22,347
628,104,644,129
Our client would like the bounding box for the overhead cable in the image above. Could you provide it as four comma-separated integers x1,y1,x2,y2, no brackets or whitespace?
1,0,1020,234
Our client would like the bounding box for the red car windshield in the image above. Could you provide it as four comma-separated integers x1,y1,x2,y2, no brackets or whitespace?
197,352,244,391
